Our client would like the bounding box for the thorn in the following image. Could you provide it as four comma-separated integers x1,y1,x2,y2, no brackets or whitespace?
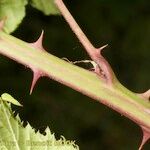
30,69,45,94
138,89,150,101
142,89,150,100
139,127,150,150
30,30,45,51
28,30,47,94
97,44,108,54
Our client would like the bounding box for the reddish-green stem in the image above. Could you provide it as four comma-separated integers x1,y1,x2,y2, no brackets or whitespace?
54,0,115,85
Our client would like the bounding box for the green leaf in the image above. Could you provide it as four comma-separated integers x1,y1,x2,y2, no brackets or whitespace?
0,0,27,33
1,93,22,106
0,100,79,150
30,0,60,15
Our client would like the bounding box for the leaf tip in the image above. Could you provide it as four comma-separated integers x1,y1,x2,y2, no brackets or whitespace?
1,93,22,106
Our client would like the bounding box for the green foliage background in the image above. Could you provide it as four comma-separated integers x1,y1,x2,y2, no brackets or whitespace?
0,0,150,149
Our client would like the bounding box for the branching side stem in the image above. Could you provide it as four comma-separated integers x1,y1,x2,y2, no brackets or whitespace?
54,0,116,85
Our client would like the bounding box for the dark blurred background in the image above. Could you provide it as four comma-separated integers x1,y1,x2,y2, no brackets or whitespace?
0,0,150,149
